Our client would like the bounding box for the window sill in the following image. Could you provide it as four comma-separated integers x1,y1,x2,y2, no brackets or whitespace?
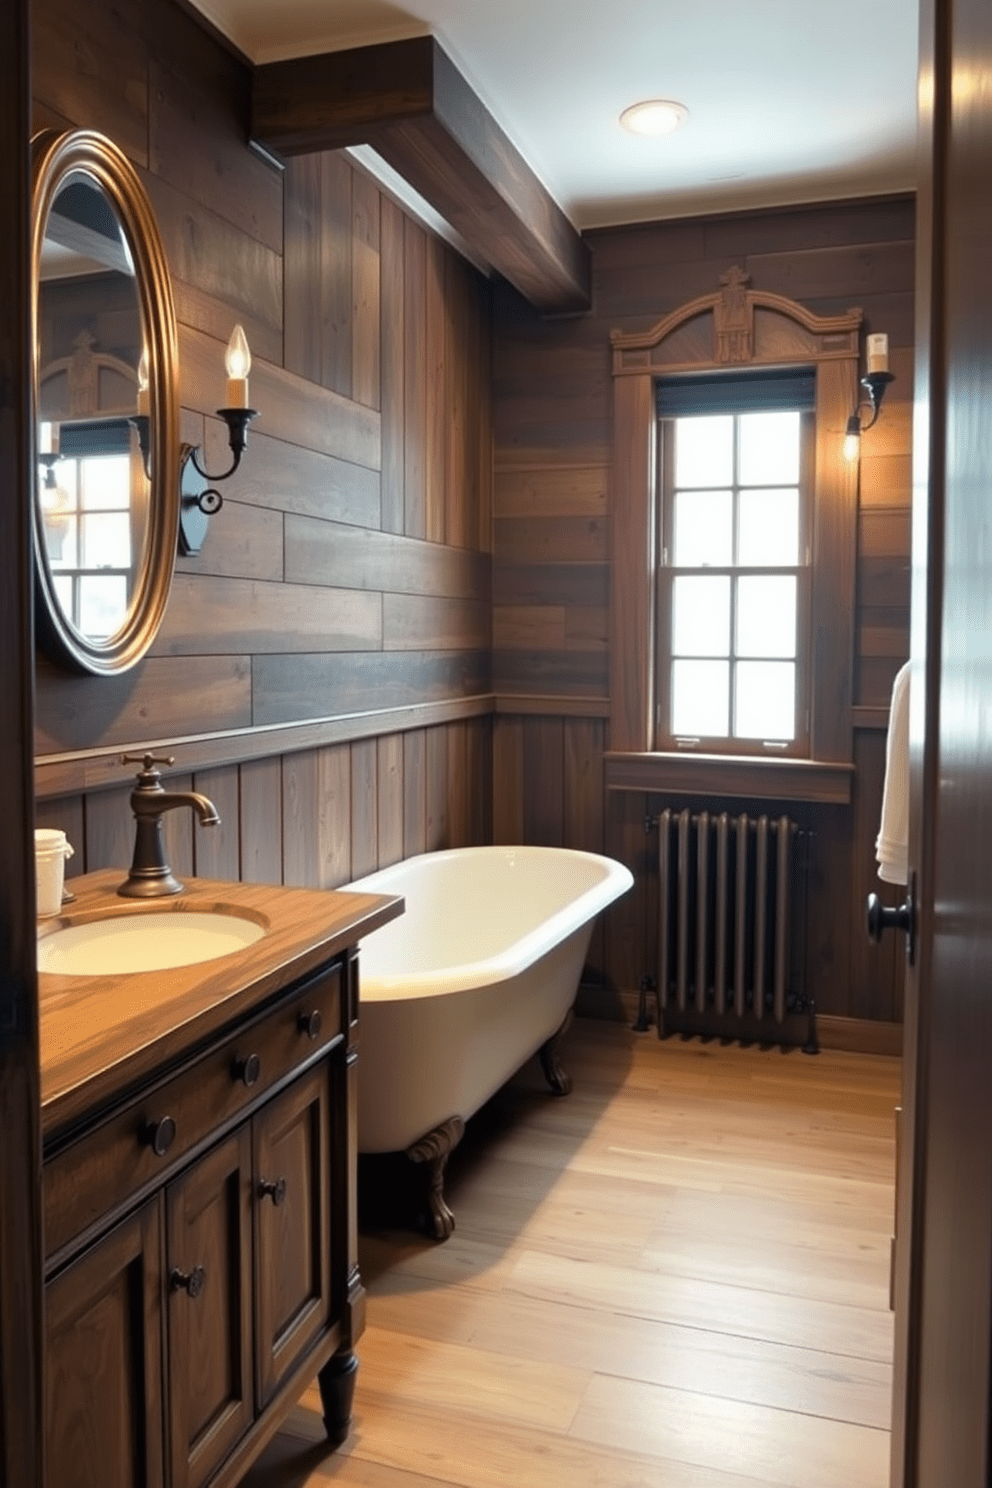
604,750,853,805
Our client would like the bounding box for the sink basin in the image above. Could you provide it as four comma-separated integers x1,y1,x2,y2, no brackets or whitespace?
38,910,267,976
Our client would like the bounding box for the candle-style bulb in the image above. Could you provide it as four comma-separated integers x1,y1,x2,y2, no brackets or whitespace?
224,324,251,408
866,332,889,375
136,347,150,415
843,415,861,464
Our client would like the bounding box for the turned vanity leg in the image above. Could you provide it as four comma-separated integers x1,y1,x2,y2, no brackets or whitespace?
318,1348,359,1446
538,1009,574,1096
407,1116,465,1240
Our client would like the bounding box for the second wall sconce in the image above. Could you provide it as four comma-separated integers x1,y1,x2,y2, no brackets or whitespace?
844,332,895,462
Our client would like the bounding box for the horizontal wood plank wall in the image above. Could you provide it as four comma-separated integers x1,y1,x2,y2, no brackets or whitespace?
491,197,914,1031
31,0,493,889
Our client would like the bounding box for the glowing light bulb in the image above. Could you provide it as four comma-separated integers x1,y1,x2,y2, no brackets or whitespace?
224,325,251,408
843,417,861,463
619,100,689,137
136,348,150,415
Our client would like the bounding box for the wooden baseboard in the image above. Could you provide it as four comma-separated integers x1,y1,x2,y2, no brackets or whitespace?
586,988,903,1059
816,1014,903,1057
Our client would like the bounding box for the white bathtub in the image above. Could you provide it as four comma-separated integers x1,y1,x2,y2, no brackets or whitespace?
346,845,632,1233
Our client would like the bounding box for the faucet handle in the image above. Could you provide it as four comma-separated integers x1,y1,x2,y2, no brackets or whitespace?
122,752,176,782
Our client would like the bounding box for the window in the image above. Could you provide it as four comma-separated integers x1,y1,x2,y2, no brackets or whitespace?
40,419,141,639
608,271,860,778
655,372,814,754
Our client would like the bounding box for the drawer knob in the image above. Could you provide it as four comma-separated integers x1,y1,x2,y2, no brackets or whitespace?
170,1265,206,1299
298,1009,322,1040
233,1052,261,1087
258,1176,287,1207
140,1116,176,1157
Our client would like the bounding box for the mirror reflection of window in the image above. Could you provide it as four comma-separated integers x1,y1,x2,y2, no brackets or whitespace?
40,425,141,639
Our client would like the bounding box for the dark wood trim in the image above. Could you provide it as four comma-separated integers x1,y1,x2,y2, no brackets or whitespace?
251,37,591,315
609,374,656,751
604,750,854,805
494,694,610,718
34,694,497,799
608,270,862,774
853,704,891,731
0,0,44,1483
816,1014,903,1058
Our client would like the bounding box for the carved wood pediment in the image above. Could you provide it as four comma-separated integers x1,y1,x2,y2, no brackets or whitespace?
610,266,862,375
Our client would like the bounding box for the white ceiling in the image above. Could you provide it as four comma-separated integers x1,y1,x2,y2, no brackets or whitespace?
190,0,920,229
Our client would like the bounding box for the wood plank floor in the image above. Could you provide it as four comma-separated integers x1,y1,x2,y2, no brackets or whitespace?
243,1017,901,1488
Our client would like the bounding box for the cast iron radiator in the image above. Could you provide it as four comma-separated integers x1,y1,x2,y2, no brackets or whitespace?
642,808,816,1050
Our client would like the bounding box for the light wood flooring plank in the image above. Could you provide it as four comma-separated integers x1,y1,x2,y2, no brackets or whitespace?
243,1018,899,1488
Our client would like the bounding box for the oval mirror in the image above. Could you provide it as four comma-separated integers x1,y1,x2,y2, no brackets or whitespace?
31,129,180,675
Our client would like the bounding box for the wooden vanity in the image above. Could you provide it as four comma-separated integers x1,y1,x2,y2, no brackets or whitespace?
38,872,402,1488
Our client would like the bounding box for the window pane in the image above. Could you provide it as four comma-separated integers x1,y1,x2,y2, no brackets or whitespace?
736,575,796,658
81,454,131,510
672,659,729,737
673,489,732,566
735,660,796,740
673,575,730,656
738,488,800,567
738,410,800,486
42,513,78,569
81,512,131,570
675,415,733,488
53,574,73,617
79,575,128,638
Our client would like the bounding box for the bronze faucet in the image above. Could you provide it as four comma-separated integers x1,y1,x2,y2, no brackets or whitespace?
117,753,220,898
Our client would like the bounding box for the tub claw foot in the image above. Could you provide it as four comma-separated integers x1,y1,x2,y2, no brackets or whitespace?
407,1116,465,1241
539,1010,574,1096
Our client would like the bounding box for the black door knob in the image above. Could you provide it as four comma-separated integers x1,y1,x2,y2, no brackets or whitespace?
866,892,912,941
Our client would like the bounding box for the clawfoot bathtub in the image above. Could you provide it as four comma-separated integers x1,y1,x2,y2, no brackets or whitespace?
346,845,633,1238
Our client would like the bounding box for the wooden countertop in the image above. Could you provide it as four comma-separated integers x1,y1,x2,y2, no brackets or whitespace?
38,871,403,1137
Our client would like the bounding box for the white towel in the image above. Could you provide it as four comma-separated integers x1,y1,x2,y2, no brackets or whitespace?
876,659,911,885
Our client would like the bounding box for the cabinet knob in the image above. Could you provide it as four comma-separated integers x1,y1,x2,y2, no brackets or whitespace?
258,1176,287,1207
232,1052,261,1087
298,1009,322,1040
170,1265,206,1298
140,1116,176,1157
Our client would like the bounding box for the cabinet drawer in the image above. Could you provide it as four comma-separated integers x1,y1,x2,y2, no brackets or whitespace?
45,964,342,1265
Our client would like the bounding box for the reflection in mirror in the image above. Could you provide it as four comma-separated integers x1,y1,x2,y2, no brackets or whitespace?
32,130,179,676
37,172,149,646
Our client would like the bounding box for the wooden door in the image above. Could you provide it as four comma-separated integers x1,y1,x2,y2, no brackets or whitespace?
252,1064,331,1407
46,1200,165,1488
0,1,43,1486
891,0,992,1483
165,1129,252,1488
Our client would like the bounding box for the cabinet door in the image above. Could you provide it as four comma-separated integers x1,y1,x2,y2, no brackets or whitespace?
166,1128,252,1488
46,1198,165,1488
253,1063,331,1406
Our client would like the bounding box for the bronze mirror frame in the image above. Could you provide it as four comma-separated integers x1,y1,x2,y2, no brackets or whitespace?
31,128,180,675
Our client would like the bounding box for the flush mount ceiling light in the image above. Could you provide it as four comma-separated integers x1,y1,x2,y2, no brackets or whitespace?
619,99,689,137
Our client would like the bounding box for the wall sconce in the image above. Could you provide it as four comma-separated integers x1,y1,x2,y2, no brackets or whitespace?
844,333,895,462
179,325,258,556
129,325,259,556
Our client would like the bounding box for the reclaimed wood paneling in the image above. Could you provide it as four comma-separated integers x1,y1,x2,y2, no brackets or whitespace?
239,756,283,885
32,0,493,922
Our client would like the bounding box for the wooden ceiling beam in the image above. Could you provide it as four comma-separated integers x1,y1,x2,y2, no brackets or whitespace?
252,36,592,315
